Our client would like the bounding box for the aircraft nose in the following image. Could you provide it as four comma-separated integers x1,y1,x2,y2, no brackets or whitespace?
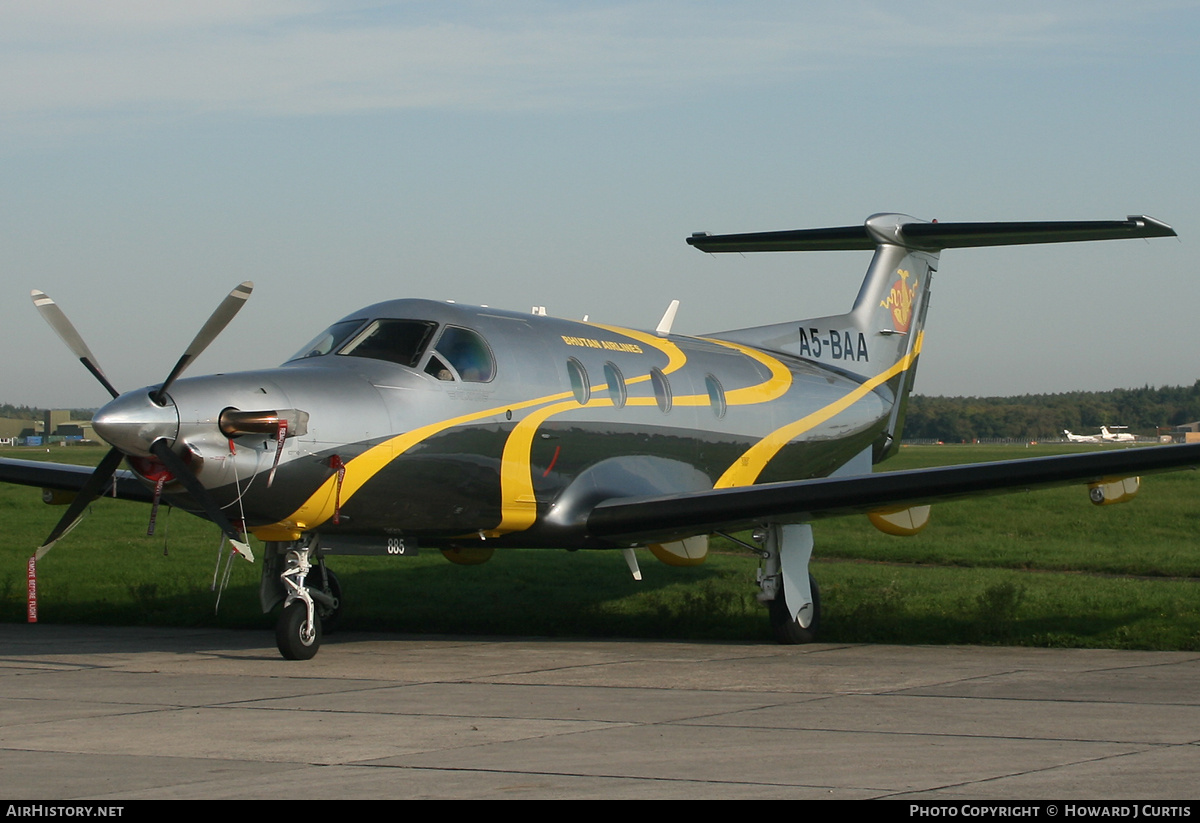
92,390,180,457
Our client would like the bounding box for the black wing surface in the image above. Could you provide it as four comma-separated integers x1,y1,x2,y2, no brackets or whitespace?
585,444,1200,543
0,457,155,503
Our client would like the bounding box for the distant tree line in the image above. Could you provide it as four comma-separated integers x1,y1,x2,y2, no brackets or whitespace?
0,404,94,421
904,382,1200,442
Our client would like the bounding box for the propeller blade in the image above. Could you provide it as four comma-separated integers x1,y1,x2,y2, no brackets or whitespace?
35,447,126,560
154,281,253,404
31,290,120,399
149,439,254,562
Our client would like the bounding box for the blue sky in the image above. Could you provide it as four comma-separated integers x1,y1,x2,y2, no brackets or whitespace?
2,1,1197,407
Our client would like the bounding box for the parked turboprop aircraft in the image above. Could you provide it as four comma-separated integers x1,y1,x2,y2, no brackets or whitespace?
1101,426,1136,443
2,213,1195,659
1064,430,1101,444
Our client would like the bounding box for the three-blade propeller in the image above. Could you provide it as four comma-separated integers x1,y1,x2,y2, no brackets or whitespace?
30,282,254,560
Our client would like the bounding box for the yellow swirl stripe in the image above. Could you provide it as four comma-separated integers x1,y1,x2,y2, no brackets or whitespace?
278,390,573,532
714,332,923,489
489,396,611,535
588,323,687,374
702,338,793,405
489,323,676,535
488,332,794,532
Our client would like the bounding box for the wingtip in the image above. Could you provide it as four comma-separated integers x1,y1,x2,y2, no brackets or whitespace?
1128,215,1177,238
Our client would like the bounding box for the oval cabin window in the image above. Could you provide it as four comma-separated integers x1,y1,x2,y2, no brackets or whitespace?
650,367,672,413
567,358,590,405
604,362,627,408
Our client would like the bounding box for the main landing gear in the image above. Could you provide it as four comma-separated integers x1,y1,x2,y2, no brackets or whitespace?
756,523,821,644
263,538,342,660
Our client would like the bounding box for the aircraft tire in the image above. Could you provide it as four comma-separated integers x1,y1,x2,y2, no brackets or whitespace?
308,568,343,634
276,601,322,660
768,574,820,644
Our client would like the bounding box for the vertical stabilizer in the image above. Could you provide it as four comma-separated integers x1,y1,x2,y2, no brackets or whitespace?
700,214,937,460
698,214,937,379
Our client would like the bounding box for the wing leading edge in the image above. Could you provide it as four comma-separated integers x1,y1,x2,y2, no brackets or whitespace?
585,444,1200,544
0,457,155,503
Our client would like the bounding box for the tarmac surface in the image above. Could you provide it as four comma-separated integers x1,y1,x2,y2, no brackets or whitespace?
1,624,1199,799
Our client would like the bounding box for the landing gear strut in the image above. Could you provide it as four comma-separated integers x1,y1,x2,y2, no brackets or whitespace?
307,565,343,634
756,523,821,644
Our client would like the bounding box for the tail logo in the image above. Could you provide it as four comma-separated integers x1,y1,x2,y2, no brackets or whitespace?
880,269,918,333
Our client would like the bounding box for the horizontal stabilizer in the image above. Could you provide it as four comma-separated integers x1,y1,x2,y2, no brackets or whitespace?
687,215,1175,253
586,443,1200,544
690,225,876,252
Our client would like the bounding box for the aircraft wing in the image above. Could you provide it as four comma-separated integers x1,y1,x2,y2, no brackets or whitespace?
585,444,1200,543
0,457,156,503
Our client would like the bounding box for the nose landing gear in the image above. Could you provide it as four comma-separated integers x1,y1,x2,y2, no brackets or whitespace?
270,540,341,660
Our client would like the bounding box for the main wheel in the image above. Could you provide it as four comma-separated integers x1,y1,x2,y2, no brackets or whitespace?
768,574,821,644
307,567,343,634
276,601,322,660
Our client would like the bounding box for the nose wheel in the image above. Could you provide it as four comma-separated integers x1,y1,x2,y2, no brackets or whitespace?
276,600,321,660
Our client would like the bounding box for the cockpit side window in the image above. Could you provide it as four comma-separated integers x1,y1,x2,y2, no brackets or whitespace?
425,354,454,381
287,319,366,362
431,326,495,382
337,319,438,367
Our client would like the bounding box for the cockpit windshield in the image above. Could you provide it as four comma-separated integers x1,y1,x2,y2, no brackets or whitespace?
286,316,494,381
337,319,438,368
286,320,365,362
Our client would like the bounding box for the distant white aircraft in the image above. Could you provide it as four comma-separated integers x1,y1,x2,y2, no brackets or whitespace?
1064,429,1101,444
1101,426,1135,443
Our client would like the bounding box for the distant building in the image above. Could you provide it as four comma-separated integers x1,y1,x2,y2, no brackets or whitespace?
0,418,32,439
0,411,96,445
1172,422,1200,443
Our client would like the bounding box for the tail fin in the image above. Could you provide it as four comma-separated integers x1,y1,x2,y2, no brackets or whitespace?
690,213,1175,460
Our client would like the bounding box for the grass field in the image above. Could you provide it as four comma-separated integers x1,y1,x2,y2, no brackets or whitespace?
3,442,1199,649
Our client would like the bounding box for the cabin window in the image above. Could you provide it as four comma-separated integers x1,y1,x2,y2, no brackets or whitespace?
287,319,367,362
431,326,496,382
604,362,627,408
338,319,438,367
705,374,727,419
650,367,672,413
567,358,590,405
